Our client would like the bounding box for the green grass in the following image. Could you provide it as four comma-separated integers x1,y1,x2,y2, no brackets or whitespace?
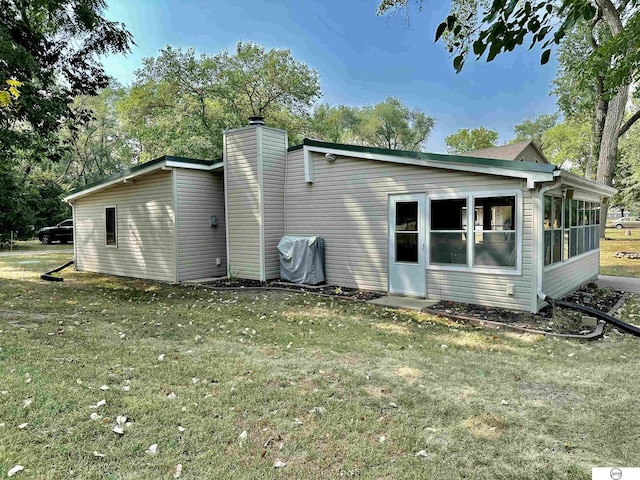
601,228,640,277
1,253,640,479
0,239,72,252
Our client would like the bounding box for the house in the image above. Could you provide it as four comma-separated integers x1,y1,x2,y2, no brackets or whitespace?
63,118,615,313
461,140,550,164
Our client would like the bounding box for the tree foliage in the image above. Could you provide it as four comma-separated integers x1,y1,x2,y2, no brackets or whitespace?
445,126,498,153
118,43,321,161
0,0,134,165
307,97,435,151
512,113,559,145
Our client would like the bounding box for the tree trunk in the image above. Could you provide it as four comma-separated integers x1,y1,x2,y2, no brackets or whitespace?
593,0,626,237
596,85,628,236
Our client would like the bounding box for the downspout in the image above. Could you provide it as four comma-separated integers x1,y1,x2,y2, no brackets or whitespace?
535,175,562,304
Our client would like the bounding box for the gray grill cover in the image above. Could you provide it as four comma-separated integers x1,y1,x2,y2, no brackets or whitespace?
278,235,325,285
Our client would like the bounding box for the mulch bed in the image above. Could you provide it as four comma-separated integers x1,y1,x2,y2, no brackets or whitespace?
200,278,624,336
201,278,383,301
428,283,625,335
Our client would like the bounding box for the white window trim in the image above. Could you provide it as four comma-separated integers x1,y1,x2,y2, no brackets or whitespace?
426,189,523,276
105,205,117,248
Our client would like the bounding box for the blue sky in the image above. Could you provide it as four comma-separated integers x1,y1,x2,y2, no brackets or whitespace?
102,0,559,153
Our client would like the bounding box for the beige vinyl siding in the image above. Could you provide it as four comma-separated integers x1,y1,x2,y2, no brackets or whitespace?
260,128,287,279
518,144,546,163
175,169,227,281
285,150,534,311
225,127,261,279
541,250,599,306
73,170,176,282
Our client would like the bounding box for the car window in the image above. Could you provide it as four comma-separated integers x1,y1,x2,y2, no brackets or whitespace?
620,217,629,222
60,220,73,227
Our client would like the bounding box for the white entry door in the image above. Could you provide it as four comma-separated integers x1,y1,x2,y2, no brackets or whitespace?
388,194,426,297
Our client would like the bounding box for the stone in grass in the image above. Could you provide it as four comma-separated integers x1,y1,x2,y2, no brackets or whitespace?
581,316,598,328
7,465,24,477
415,450,428,458
273,460,287,468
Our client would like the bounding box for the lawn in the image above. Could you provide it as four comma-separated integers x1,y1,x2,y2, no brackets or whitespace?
1,253,640,479
601,228,640,277
0,239,72,253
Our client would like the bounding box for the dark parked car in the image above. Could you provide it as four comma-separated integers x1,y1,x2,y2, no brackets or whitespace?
39,219,73,244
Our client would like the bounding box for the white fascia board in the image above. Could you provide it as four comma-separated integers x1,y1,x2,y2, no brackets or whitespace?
63,161,167,202
558,171,617,197
305,145,554,186
165,160,223,171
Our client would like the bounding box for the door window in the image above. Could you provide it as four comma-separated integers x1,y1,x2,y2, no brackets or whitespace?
395,201,418,263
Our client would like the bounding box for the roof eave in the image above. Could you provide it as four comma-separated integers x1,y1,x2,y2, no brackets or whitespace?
557,170,617,197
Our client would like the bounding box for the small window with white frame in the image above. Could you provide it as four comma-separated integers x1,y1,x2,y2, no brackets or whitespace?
105,206,117,246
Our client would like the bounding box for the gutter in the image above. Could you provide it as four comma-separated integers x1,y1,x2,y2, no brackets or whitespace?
535,178,562,303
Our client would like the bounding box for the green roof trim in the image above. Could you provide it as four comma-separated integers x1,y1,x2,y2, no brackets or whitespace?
289,138,558,174
66,155,222,196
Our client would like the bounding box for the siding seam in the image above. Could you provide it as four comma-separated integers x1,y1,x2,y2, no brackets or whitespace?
257,126,266,281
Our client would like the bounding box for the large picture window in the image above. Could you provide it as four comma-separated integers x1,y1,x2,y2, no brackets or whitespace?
429,193,518,271
105,206,117,246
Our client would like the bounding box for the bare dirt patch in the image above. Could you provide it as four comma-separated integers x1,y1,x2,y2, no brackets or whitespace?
372,322,412,335
364,385,392,398
394,367,423,385
463,413,506,439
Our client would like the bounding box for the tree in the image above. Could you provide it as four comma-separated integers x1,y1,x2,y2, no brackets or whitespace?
0,0,133,166
377,0,640,234
306,98,435,151
119,43,321,161
512,113,559,144
358,97,435,150
58,86,136,187
445,126,498,153
541,119,592,171
306,104,361,143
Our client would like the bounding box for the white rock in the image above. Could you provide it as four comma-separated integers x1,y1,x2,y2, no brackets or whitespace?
100,385,109,391
122,386,130,392
145,444,158,455
173,464,183,478
379,436,386,443
415,450,428,458
112,426,124,435
441,344,448,349
158,354,165,361
167,392,177,399
96,399,106,408
293,418,303,425
90,413,101,421
238,430,248,442
22,399,32,408
389,402,398,408
116,415,127,425
273,460,287,468
17,423,28,429
501,400,509,406
92,451,106,458
7,465,24,476
178,426,186,432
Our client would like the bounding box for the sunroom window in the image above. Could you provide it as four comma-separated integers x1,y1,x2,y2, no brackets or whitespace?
430,199,467,265
473,196,516,268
